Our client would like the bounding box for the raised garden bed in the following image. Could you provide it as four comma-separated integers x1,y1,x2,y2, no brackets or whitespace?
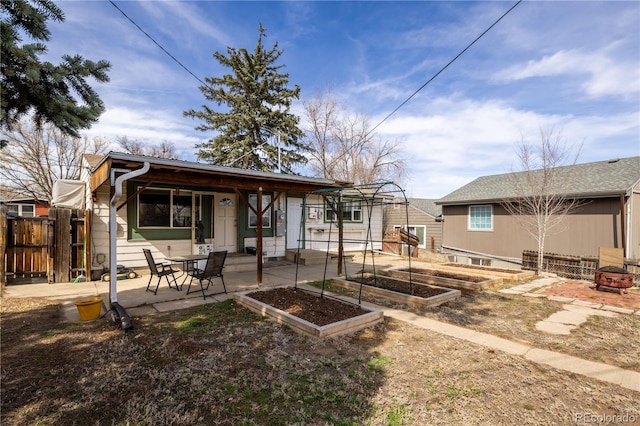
442,263,535,281
234,286,383,338
388,267,502,292
331,273,460,309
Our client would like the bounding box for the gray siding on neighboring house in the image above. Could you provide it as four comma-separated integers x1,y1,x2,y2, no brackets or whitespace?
442,197,626,259
384,199,442,252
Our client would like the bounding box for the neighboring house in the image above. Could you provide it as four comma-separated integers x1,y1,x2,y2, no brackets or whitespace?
0,197,50,217
79,152,384,275
383,198,443,254
437,157,640,264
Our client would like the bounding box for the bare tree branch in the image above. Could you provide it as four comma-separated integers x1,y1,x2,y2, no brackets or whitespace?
116,136,179,159
0,120,108,202
303,89,406,185
501,126,585,274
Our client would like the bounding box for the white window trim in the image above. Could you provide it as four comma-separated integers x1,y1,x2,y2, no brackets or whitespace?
468,205,493,231
248,194,272,229
395,224,427,249
7,203,36,217
324,199,363,223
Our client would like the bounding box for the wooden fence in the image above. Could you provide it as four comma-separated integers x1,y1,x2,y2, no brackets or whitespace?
522,250,639,285
3,207,89,284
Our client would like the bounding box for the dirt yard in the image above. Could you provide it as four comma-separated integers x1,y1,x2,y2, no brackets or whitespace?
1,285,639,425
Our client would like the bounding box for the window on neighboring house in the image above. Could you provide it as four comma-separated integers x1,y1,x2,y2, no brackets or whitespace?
394,225,427,248
469,205,493,231
6,203,35,217
138,188,192,228
325,199,363,223
248,194,272,228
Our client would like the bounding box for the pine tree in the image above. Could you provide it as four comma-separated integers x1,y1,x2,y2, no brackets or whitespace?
1,0,110,138
184,24,309,173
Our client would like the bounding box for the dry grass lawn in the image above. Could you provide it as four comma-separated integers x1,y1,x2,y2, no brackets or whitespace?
1,288,639,425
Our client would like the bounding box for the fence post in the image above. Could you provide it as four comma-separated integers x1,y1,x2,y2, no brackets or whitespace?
0,205,6,287
51,208,72,283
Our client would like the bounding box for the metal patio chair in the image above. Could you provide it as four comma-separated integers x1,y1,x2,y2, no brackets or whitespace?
143,249,178,295
186,250,227,300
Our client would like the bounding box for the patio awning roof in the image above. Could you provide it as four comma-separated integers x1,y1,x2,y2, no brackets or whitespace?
89,151,351,193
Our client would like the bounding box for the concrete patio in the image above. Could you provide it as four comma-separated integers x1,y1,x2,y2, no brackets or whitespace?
3,254,410,323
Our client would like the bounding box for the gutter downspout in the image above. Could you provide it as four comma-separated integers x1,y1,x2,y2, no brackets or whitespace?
620,194,626,258
109,162,150,330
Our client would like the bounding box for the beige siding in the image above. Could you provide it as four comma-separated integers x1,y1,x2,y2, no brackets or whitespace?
383,204,442,251
442,197,627,259
302,195,383,252
244,236,286,257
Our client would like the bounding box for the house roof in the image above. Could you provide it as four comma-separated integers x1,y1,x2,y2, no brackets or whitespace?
89,151,351,194
82,153,104,168
437,156,640,205
407,198,442,217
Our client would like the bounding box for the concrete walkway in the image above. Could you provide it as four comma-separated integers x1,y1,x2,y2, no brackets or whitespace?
3,265,639,393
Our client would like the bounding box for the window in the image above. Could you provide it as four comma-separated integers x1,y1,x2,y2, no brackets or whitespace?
325,199,363,223
394,225,427,248
469,205,493,231
248,194,271,228
5,203,35,217
173,192,192,227
138,188,192,228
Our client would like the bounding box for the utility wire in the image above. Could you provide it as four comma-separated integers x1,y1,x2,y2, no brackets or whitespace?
108,0,207,87
367,0,522,137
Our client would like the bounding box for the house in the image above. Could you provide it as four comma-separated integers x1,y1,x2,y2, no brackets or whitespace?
80,152,384,280
0,189,50,217
383,198,443,255
436,157,640,265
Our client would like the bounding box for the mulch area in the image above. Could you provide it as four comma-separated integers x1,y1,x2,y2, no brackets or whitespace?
539,280,640,311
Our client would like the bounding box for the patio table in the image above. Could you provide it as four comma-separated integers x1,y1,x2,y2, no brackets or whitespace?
166,254,209,289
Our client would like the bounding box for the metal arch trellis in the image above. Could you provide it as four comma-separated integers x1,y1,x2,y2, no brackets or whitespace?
292,181,416,306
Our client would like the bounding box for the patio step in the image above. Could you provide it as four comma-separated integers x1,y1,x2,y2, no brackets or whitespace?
225,254,258,272
285,249,352,266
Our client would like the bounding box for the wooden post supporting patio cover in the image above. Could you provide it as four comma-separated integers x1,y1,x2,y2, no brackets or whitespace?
257,187,263,287
235,188,281,287
338,201,344,276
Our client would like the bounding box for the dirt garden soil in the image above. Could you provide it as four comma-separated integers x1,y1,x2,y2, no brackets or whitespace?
247,286,368,326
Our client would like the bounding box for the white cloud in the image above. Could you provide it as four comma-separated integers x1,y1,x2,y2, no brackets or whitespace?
371,97,638,198
495,47,639,99
137,2,232,48
82,107,202,160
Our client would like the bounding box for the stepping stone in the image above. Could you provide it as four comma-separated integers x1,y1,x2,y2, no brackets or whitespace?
544,310,589,326
535,320,575,335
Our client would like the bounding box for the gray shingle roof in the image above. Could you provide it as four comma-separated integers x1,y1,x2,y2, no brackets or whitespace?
438,156,640,205
407,198,442,217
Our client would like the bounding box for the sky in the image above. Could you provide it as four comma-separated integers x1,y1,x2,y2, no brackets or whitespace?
41,0,639,198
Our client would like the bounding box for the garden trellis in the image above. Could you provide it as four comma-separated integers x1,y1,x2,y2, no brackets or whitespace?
291,182,418,305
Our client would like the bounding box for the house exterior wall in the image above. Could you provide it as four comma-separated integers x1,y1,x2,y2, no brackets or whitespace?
301,194,383,252
383,204,442,252
90,183,192,271
88,184,387,270
441,197,628,260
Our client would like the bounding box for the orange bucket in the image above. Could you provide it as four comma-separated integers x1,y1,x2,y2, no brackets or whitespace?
74,297,103,321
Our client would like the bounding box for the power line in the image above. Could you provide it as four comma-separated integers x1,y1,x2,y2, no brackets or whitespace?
108,0,207,87
367,0,523,137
